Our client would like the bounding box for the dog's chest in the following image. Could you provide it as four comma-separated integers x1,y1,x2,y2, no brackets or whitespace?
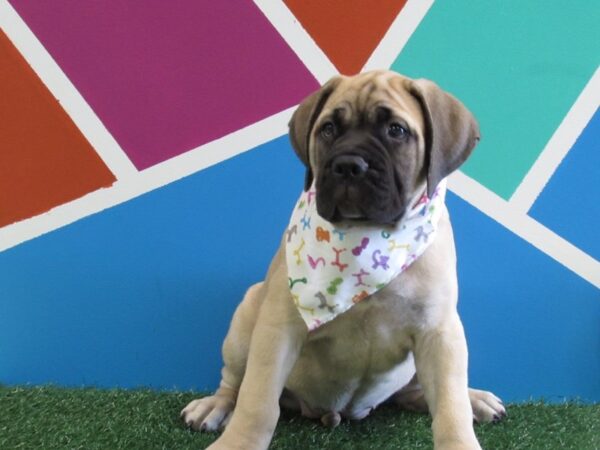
294,247,451,371
286,283,423,415
298,278,426,372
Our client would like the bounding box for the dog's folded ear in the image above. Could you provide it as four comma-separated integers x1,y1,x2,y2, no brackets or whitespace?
289,77,341,191
409,79,480,198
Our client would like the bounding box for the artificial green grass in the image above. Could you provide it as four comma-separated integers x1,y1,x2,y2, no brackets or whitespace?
1,386,598,449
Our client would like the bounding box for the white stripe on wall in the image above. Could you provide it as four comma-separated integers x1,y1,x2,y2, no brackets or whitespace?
449,170,600,289
0,106,293,252
509,67,600,213
255,0,433,79
254,0,338,84
362,0,434,72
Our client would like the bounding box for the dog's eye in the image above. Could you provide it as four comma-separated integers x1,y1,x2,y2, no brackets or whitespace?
388,123,408,138
321,122,336,138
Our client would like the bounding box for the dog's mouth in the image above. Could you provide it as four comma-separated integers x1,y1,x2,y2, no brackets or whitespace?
316,159,405,226
326,184,368,222
332,210,367,222
325,201,401,226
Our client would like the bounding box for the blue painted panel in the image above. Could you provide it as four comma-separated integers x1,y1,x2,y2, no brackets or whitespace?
1,134,598,402
530,108,600,260
449,192,600,402
0,135,305,390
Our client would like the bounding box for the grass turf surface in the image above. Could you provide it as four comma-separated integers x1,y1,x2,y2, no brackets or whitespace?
1,386,598,449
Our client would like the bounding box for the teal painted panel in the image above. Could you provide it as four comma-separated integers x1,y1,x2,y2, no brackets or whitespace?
392,1,599,199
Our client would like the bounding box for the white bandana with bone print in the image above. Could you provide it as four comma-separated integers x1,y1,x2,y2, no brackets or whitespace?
285,179,447,331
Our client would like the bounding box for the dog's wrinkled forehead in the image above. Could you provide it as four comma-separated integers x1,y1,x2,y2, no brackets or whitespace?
314,71,425,137
289,69,480,198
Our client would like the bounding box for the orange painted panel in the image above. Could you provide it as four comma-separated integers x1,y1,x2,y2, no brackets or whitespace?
0,30,115,228
284,0,407,75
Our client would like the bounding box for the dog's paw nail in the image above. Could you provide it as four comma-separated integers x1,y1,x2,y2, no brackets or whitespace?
184,420,192,428
492,414,502,423
200,422,208,432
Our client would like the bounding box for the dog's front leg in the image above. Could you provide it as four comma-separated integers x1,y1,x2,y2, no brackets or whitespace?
414,312,480,450
208,252,307,450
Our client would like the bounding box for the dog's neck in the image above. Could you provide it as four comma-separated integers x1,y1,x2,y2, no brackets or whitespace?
285,179,447,331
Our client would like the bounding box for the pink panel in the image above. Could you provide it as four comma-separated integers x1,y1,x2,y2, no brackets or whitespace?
10,0,319,169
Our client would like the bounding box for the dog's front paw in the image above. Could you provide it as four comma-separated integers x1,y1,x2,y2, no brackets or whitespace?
469,388,506,424
181,394,235,432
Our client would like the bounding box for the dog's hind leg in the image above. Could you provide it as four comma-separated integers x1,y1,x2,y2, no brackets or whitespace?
392,374,507,424
391,374,429,413
181,282,264,431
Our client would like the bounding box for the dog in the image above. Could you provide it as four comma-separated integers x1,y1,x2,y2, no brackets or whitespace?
181,70,506,450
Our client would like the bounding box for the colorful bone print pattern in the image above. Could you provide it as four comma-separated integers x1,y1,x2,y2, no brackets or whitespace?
286,181,447,331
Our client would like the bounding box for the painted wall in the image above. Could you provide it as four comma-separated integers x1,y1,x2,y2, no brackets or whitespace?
0,1,598,402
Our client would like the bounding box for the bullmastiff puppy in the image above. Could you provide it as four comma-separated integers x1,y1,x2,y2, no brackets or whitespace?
181,70,506,450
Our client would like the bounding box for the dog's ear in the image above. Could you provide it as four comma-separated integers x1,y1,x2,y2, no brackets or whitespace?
289,77,341,191
409,79,480,198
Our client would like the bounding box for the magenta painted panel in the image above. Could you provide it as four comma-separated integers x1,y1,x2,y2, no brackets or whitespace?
10,0,319,169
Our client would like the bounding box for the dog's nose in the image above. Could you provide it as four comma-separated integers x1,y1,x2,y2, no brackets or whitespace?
331,155,369,179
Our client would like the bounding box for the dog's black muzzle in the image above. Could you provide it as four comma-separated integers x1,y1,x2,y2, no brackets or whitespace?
316,132,404,225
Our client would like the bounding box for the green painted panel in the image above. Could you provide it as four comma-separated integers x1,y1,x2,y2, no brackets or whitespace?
391,1,599,199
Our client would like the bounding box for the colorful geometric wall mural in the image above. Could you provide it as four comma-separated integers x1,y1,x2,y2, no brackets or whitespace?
0,0,598,402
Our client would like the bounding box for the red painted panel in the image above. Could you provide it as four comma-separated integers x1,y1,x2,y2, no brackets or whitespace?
0,31,115,227
284,0,407,75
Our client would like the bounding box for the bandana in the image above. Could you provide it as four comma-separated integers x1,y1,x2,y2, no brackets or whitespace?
285,180,447,331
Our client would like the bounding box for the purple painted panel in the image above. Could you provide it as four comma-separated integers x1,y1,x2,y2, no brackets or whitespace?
10,0,318,169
